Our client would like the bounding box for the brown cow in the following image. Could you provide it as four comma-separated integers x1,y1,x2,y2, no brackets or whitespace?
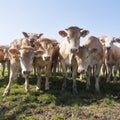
34,38,59,91
58,26,89,94
75,36,103,92
0,45,10,78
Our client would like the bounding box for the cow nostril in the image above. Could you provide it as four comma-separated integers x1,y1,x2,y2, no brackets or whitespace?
23,71,26,74
106,47,111,50
23,71,30,74
75,48,77,51
80,69,85,74
27,71,30,74
70,48,78,53
44,56,50,61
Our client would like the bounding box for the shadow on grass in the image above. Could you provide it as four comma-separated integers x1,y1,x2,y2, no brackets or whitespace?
0,73,120,119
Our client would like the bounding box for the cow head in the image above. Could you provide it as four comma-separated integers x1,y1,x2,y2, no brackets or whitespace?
100,36,120,48
59,26,89,53
99,36,120,62
34,38,59,62
9,46,44,76
22,32,43,47
75,46,89,73
75,46,98,74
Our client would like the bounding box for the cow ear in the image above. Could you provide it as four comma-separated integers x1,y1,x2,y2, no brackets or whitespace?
22,32,29,38
113,38,120,43
9,48,19,55
99,38,105,45
81,30,89,37
38,33,43,39
0,48,3,52
58,30,67,37
52,40,59,47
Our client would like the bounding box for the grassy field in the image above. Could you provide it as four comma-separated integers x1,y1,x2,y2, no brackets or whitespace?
0,70,120,120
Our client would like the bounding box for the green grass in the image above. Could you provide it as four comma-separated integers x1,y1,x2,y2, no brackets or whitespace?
0,70,120,120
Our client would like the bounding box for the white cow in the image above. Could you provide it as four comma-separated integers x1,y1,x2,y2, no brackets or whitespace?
99,36,120,82
59,26,89,94
3,39,44,96
75,36,103,92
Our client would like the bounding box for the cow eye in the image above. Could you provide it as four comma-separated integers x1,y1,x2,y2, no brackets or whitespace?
19,55,22,60
51,44,55,48
67,37,70,43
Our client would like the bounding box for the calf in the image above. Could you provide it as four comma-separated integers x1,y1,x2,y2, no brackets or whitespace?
34,38,59,91
75,36,103,92
99,36,120,82
22,32,43,47
59,26,89,94
0,45,10,78
3,39,44,96
22,32,43,75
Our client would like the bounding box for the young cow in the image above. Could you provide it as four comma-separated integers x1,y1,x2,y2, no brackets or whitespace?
34,38,59,91
75,36,103,92
59,26,89,94
3,39,44,96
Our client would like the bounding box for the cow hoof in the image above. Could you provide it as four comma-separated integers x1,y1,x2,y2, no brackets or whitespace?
36,87,40,92
25,89,30,93
3,91,9,96
45,88,49,91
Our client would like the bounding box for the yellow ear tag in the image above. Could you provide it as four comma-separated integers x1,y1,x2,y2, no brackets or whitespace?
61,33,66,37
59,31,67,37
92,52,95,57
14,52,18,57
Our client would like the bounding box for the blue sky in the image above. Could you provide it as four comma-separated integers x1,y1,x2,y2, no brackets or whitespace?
0,0,120,45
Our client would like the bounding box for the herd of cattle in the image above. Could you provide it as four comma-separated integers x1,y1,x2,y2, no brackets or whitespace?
0,26,120,96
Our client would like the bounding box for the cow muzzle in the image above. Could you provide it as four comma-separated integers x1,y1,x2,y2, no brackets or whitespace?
43,55,51,61
78,68,86,74
23,71,30,75
106,46,111,50
70,48,79,53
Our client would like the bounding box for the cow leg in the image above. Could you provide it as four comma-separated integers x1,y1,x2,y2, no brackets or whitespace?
24,75,30,92
86,67,91,90
79,74,83,80
3,73,13,96
119,67,120,78
94,64,101,92
1,63,5,77
101,64,107,78
60,60,67,91
45,65,51,91
33,58,36,76
106,65,112,82
72,64,78,95
36,68,42,91
113,65,118,81
7,60,10,79
3,66,17,96
52,62,57,76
